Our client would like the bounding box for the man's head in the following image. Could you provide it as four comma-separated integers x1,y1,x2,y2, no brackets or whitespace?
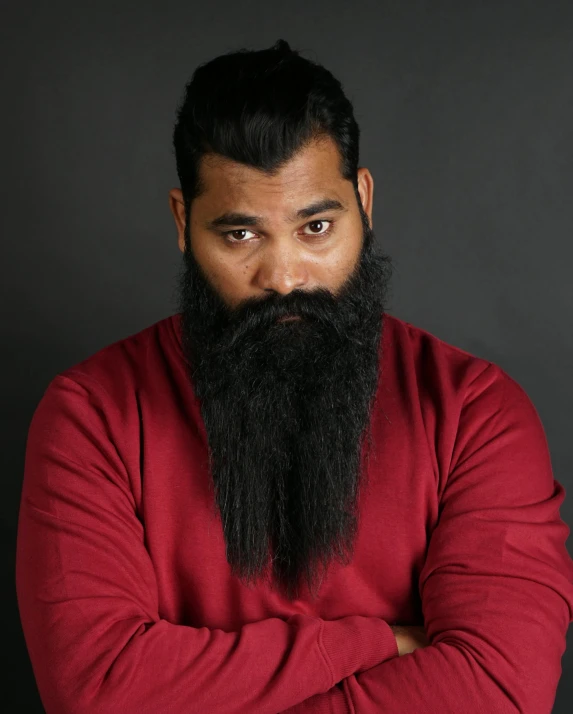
169,40,394,601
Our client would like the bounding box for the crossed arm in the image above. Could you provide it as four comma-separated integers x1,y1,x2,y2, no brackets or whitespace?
16,366,573,713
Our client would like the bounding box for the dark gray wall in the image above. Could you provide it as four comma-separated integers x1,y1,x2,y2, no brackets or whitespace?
2,1,572,710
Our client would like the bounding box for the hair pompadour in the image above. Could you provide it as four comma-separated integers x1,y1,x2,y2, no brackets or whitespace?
172,39,362,219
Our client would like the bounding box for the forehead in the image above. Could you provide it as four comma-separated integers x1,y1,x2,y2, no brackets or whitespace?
195,136,349,214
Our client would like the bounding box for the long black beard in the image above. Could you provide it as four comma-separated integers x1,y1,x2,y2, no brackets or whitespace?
175,207,394,601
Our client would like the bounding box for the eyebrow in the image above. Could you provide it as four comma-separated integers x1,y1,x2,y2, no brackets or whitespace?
205,198,347,230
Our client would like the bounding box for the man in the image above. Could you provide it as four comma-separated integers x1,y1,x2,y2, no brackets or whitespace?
16,40,573,714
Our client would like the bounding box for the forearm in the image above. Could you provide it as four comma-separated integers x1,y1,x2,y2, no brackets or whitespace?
281,587,570,714
279,625,429,714
282,639,521,714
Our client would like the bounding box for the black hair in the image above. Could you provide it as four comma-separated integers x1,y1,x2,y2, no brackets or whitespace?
172,39,362,218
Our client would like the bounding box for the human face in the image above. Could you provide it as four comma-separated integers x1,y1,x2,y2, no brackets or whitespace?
169,135,374,310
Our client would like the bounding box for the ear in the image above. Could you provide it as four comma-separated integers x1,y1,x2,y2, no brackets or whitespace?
169,188,187,253
356,168,374,229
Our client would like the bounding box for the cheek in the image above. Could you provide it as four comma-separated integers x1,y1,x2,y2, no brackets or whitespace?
189,233,239,300
207,261,248,308
319,241,362,293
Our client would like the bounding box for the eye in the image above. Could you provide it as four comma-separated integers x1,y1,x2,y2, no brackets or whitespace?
301,219,333,237
223,229,257,243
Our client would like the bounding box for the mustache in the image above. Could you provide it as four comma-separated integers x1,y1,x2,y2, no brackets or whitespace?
222,286,347,341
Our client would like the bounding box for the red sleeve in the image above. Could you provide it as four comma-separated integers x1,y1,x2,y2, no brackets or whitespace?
15,374,399,714
282,364,573,714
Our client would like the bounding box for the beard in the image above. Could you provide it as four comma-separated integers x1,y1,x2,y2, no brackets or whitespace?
175,202,394,601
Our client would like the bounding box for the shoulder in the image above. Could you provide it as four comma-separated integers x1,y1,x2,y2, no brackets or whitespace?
383,315,554,511
381,312,536,419
42,313,181,411
383,312,491,368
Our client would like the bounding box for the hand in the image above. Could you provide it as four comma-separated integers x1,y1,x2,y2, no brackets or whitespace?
389,625,430,656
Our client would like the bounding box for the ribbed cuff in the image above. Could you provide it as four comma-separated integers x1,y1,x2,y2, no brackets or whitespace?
319,616,399,686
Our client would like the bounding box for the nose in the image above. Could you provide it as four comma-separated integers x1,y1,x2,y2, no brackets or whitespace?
253,243,309,296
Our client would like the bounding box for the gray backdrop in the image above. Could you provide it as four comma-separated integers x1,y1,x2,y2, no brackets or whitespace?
2,1,572,711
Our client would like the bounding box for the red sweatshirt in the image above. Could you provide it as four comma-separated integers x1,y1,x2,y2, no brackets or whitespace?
16,311,573,714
